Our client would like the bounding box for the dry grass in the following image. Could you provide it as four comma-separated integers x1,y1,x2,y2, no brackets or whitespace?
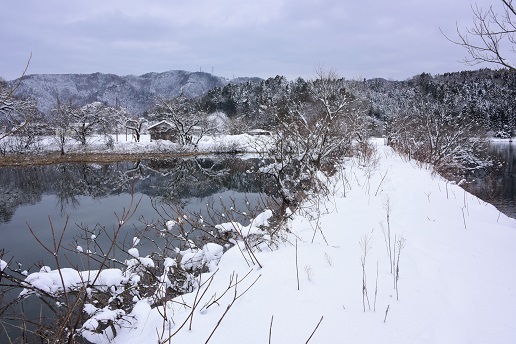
0,151,202,167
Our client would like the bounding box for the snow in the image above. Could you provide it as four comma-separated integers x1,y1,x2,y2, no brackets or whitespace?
0,259,7,271
165,220,176,231
127,248,139,258
125,247,155,270
20,268,131,297
215,209,272,237
252,209,272,227
10,138,516,343
163,257,176,269
178,243,224,271
178,243,224,270
108,139,516,344
22,132,267,156
201,243,224,270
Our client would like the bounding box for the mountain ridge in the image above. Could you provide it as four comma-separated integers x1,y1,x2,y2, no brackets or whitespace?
8,70,261,115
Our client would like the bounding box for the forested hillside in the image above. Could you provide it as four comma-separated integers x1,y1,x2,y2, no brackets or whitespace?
201,69,516,137
4,68,515,139
361,69,516,138
8,70,258,115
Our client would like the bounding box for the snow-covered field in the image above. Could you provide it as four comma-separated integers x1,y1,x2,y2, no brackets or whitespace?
4,138,515,343
25,133,262,155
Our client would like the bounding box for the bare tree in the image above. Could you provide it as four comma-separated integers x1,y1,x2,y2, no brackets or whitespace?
70,102,111,145
0,55,34,142
0,88,36,143
446,0,516,71
0,86,38,154
109,103,148,142
50,97,75,155
115,107,147,142
388,90,489,176
260,69,369,207
155,94,213,146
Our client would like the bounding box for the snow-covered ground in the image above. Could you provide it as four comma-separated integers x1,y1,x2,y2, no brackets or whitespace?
6,138,516,343
24,133,263,155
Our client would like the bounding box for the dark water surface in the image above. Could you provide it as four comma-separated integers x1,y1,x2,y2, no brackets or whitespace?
464,141,516,219
0,156,276,269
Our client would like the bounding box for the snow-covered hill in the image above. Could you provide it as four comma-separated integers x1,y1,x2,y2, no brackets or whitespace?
9,71,259,115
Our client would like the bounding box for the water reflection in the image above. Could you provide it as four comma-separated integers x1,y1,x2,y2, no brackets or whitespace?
464,142,516,219
0,157,275,224
0,156,276,269
0,156,280,342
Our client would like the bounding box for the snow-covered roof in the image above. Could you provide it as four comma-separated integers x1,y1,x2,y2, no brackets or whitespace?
147,120,174,130
247,129,271,135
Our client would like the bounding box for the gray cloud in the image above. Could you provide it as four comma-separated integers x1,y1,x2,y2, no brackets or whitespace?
0,0,498,81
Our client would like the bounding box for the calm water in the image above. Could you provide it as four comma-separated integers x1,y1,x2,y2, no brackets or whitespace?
464,141,516,219
0,157,276,269
0,156,280,341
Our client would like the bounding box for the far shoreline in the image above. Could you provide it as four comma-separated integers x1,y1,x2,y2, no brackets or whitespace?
0,150,243,167
0,133,261,167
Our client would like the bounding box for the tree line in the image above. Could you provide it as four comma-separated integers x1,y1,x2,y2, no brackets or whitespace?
2,67,513,181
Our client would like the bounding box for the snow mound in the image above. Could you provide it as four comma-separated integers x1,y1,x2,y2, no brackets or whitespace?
20,268,130,297
180,243,224,271
215,209,272,237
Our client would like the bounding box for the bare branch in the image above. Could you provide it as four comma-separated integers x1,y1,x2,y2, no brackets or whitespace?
444,1,516,71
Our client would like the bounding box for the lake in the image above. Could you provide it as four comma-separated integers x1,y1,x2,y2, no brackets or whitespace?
0,155,284,341
2,142,515,270
463,141,516,219
0,156,278,270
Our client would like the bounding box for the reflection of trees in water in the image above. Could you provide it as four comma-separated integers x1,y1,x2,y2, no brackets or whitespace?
53,165,80,211
464,144,516,218
0,157,276,223
0,166,47,222
141,157,271,204
142,158,277,224
50,163,127,212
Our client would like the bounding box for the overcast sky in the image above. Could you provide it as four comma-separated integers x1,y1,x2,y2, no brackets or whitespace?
0,0,500,81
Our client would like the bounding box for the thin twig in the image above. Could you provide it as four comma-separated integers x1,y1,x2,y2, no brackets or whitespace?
374,169,388,196
384,305,390,323
296,239,300,291
269,315,274,344
374,261,378,312
305,316,324,343
205,274,239,344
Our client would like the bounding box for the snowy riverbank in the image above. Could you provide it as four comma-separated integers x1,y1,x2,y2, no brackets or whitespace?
11,133,261,155
0,133,266,166
102,138,516,343
3,138,515,343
